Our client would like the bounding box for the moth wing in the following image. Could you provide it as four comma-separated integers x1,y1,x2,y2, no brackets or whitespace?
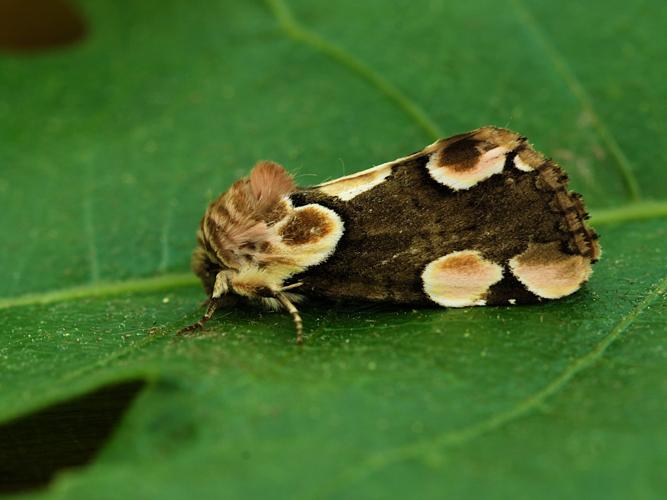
291,126,599,306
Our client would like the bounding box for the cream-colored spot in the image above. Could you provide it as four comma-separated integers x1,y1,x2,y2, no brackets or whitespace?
422,250,504,307
317,163,393,200
273,204,344,268
514,156,533,172
508,298,517,305
279,206,334,245
426,146,509,190
509,242,592,299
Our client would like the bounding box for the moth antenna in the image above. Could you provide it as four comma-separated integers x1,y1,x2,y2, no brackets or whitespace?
280,281,304,292
275,292,304,344
178,297,222,335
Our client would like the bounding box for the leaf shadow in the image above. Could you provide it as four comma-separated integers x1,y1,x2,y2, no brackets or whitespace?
0,380,145,494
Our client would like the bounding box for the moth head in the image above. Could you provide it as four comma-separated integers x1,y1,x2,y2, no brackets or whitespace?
193,160,296,282
188,160,344,341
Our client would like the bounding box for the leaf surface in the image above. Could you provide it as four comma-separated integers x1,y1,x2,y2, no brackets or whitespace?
1,0,666,498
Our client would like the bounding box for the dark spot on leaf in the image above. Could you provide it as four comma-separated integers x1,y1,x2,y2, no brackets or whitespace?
0,379,145,494
0,0,87,53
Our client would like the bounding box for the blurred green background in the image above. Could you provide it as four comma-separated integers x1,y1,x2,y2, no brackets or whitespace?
0,0,665,498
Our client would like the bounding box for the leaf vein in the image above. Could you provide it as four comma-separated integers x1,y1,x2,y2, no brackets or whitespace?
0,273,198,310
263,0,443,141
511,0,641,201
332,274,667,488
590,200,667,225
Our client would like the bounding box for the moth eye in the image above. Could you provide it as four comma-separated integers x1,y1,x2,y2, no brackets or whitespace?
422,250,504,307
509,242,592,299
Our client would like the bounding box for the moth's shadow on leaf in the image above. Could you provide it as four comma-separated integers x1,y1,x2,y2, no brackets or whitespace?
172,289,597,350
305,294,595,337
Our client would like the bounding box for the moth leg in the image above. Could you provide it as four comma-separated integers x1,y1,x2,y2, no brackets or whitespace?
178,297,222,335
275,292,304,344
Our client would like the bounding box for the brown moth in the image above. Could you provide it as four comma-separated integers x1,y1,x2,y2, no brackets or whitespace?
181,126,601,343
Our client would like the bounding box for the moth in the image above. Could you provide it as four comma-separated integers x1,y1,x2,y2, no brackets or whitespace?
181,126,600,343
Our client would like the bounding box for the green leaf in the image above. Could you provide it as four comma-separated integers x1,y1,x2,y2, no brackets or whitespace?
1,0,666,498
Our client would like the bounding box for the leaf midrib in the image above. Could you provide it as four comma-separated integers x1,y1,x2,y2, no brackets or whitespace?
1,201,665,310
